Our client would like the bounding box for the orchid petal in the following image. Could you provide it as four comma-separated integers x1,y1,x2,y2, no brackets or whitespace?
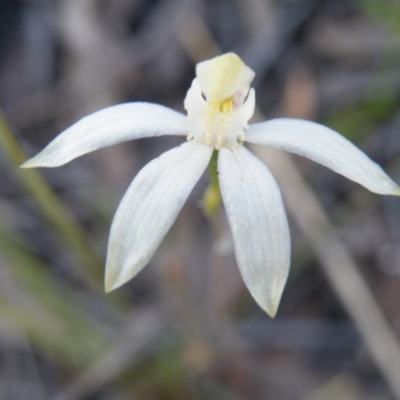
218,147,290,317
105,142,212,292
21,103,188,168
196,53,255,102
246,119,400,195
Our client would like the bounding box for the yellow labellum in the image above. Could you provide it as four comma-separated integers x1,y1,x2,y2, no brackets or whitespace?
196,53,255,103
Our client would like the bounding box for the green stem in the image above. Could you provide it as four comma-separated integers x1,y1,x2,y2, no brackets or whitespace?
202,150,221,216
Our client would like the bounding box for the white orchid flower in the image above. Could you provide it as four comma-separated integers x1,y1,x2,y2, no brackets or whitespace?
22,53,400,317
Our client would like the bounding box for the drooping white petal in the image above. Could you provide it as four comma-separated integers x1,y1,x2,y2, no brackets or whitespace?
184,79,208,139
105,142,212,292
21,103,188,168
218,147,291,317
246,119,400,195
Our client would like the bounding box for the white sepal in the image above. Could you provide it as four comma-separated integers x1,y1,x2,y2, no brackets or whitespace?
184,79,208,141
105,142,212,292
21,103,188,168
218,147,291,317
246,118,400,195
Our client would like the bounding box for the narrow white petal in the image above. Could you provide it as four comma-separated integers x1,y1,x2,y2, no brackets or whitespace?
21,103,188,168
218,147,290,317
105,142,212,292
246,119,400,195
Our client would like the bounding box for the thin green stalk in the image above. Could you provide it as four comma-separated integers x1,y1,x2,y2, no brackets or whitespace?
0,111,103,285
202,150,221,216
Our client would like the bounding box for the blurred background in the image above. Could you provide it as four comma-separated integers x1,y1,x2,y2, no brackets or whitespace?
1,0,400,399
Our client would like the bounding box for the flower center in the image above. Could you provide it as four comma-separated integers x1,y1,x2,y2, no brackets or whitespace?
203,99,235,149
184,53,256,151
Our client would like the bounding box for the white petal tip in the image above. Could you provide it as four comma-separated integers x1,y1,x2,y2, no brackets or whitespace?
371,180,400,196
104,260,140,293
104,285,114,294
392,187,400,196
104,274,123,293
104,282,116,293
20,159,36,168
386,189,400,197
20,155,65,168
260,298,280,319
